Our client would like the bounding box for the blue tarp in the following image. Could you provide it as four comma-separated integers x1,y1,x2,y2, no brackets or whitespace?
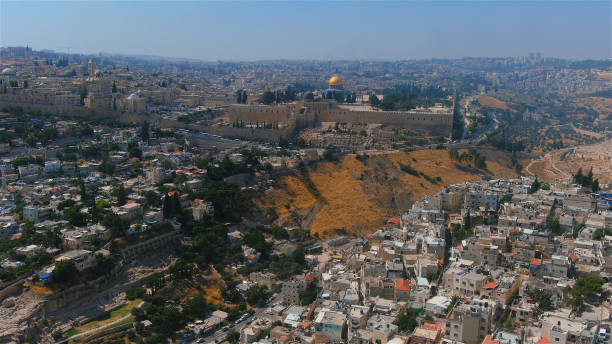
40,273,51,280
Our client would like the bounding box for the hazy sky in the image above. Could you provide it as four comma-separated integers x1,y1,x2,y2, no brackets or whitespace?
1,1,611,61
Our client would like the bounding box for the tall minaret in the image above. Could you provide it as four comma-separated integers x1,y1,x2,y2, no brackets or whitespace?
88,59,95,76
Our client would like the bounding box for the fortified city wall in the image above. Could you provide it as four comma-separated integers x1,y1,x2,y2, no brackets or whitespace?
226,101,453,136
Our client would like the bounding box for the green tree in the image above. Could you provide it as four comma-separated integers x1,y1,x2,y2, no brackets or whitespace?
92,253,114,276
162,193,171,219
529,177,541,194
140,121,149,141
226,329,240,344
115,184,127,206
260,90,276,105
369,94,380,107
64,205,87,227
52,260,78,285
564,274,605,310
394,308,420,332
99,159,115,176
183,294,208,318
126,286,145,300
101,213,127,237
301,280,318,305
246,285,269,306
547,216,562,235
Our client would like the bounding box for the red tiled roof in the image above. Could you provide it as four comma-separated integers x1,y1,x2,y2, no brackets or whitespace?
10,233,22,241
387,217,401,225
395,279,411,291
423,323,439,331
537,338,549,344
569,253,578,261
530,258,542,266
482,281,499,289
483,334,500,344
509,227,520,233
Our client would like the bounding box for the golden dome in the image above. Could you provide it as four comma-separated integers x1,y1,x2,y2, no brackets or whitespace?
328,75,343,87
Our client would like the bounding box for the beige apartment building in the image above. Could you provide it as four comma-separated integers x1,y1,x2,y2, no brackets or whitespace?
445,297,496,344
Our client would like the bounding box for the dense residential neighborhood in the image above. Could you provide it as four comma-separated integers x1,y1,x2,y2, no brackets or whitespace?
0,45,609,344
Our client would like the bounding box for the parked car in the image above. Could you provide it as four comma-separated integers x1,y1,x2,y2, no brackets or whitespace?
599,329,607,342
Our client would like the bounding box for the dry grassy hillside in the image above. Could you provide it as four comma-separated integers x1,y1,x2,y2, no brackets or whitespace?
259,149,516,237
478,95,512,111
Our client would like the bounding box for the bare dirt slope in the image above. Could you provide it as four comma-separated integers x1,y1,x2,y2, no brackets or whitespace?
525,139,612,184
478,96,512,111
259,149,516,237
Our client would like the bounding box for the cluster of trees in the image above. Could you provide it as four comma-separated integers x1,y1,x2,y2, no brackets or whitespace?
398,162,442,184
563,274,605,310
25,127,58,147
128,142,142,159
98,159,116,176
140,121,150,141
301,280,318,305
526,289,555,316
259,86,298,104
132,295,187,337
50,252,114,287
162,192,183,219
237,243,307,280
299,163,324,201
528,177,550,194
451,223,473,243
371,84,451,111
11,156,44,167
547,216,562,235
235,90,248,104
394,308,422,332
449,148,487,169
246,285,269,306
574,168,599,192
323,90,356,103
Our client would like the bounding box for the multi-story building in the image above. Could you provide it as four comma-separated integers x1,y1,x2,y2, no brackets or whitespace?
459,238,501,267
193,199,214,221
315,310,346,342
446,297,496,344
348,305,369,330
366,314,397,344
23,206,51,222
443,266,489,296
114,202,143,222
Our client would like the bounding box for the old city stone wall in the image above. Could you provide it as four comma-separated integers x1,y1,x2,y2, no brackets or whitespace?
318,109,453,136
226,102,452,136
227,104,296,123
0,100,150,124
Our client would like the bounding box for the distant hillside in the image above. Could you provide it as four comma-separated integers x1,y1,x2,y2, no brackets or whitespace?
256,149,517,237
